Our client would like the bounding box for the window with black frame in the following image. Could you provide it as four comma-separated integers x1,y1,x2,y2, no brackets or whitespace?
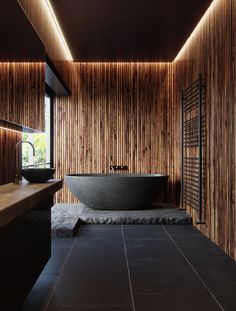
22,91,53,168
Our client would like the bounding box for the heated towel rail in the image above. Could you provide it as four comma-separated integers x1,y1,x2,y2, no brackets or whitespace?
181,74,206,224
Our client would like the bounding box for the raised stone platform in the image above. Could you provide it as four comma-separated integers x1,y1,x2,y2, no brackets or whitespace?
51,203,192,237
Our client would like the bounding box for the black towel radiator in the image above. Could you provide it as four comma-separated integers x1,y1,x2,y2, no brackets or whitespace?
181,74,206,224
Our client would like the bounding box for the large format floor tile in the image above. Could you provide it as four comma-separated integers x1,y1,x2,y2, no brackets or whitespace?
123,225,169,240
125,239,185,262
46,226,132,309
163,224,201,236
167,232,236,311
132,293,221,311
22,225,236,311
21,275,58,311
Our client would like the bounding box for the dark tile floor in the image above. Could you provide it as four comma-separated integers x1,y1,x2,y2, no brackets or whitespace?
21,225,236,311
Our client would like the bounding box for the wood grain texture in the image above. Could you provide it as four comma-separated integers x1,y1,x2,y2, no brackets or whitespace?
18,0,72,87
54,63,179,204
0,128,22,185
173,0,236,259
0,62,45,131
0,179,62,229
0,62,44,188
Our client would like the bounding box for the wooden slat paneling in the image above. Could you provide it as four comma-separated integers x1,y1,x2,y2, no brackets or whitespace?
54,63,178,204
0,62,44,187
0,128,22,185
0,62,45,131
173,0,236,259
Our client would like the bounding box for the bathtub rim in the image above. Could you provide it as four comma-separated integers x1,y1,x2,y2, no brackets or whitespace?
65,173,169,178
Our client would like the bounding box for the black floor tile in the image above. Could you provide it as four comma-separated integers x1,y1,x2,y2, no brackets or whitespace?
123,225,169,240
51,237,75,249
76,225,122,243
172,234,231,256
128,258,221,310
46,256,132,308
172,235,236,278
209,288,236,311
125,239,185,262
128,259,198,291
46,266,132,308
46,228,132,309
68,240,125,269
65,242,127,267
22,225,236,311
130,266,222,310
133,293,221,311
163,224,201,236
42,247,71,275
186,256,236,281
21,274,57,311
171,233,236,311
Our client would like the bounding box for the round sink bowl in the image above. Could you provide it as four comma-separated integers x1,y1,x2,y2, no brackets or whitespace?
21,168,55,183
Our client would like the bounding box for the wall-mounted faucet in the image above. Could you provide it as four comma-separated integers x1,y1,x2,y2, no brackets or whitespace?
110,165,128,171
14,140,35,184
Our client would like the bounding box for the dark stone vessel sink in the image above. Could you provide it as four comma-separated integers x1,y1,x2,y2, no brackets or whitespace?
21,168,55,183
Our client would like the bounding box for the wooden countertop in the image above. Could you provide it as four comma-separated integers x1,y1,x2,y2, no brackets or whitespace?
0,179,62,229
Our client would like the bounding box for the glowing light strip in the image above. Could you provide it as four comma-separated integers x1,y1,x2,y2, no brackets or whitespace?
174,0,217,61
0,126,22,134
78,62,172,64
45,0,73,61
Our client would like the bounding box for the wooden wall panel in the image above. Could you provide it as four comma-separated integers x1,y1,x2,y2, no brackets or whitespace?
0,128,22,185
0,62,45,131
172,0,236,259
54,63,178,204
18,0,72,88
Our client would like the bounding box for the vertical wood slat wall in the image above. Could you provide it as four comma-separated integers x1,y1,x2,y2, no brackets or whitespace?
0,62,45,131
0,128,22,185
54,63,178,204
0,62,44,187
173,0,236,259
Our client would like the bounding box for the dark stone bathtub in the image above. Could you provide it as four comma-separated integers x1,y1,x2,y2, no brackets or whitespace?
65,174,169,210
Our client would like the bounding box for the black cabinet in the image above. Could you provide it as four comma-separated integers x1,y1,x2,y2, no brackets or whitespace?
0,197,53,310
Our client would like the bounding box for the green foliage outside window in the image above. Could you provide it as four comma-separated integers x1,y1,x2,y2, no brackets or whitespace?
22,132,47,166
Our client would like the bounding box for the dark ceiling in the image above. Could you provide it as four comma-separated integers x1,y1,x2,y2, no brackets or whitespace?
0,0,44,61
50,0,213,62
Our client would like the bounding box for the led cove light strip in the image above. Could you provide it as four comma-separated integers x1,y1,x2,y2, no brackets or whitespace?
0,126,22,134
45,0,73,61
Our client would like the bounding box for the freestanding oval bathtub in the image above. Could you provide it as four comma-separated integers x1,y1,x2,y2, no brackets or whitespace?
65,174,169,210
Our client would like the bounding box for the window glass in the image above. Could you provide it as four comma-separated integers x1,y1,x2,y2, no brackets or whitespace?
22,95,51,167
